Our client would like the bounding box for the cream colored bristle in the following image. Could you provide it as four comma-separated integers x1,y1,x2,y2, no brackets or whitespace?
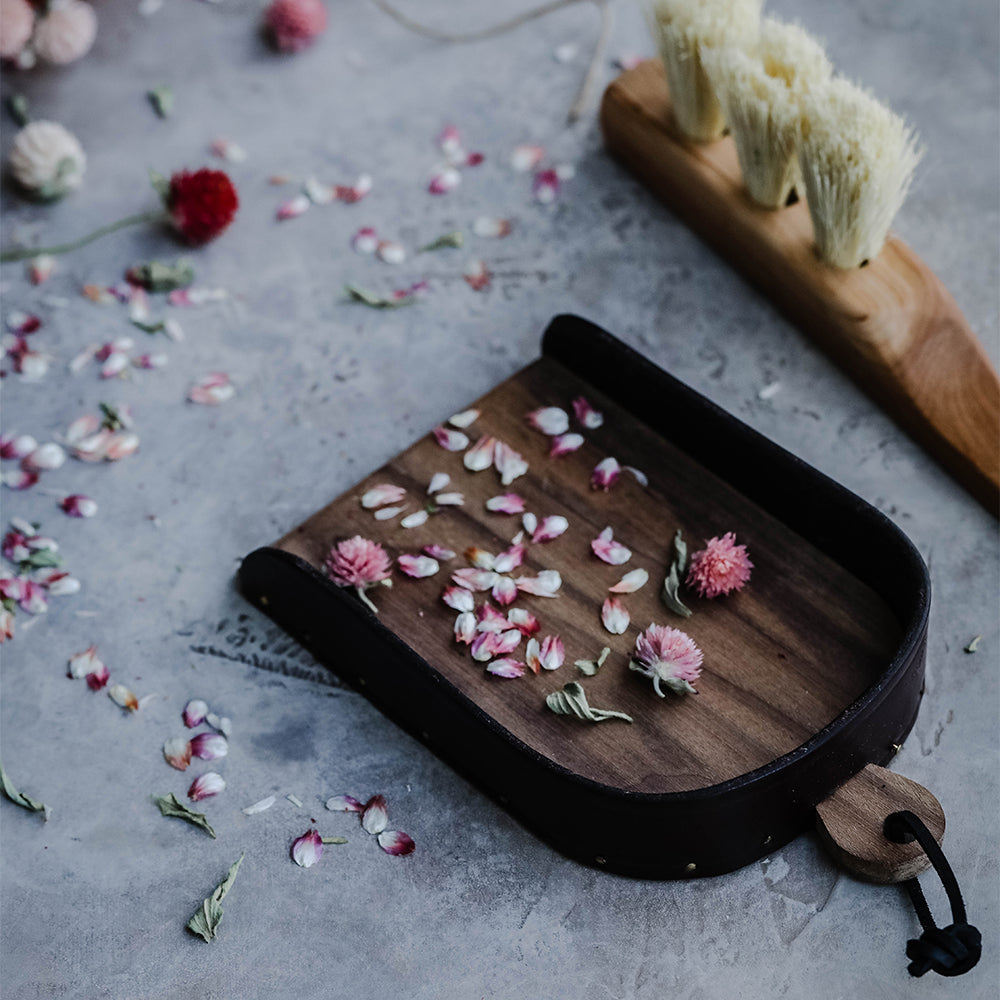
646,0,762,142
703,19,832,208
799,76,923,268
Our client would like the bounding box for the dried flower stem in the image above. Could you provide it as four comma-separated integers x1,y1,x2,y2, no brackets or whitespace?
370,0,612,123
0,211,163,263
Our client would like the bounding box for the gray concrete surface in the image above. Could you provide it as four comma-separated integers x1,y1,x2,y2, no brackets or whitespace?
1,0,997,997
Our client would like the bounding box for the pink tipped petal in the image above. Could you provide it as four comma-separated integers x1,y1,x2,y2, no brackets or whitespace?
525,638,542,674
463,259,491,292
447,408,479,429
70,429,113,462
17,580,48,614
572,396,604,429
377,830,416,856
493,543,525,574
602,597,630,635
103,432,140,461
191,733,229,760
6,311,41,335
591,527,632,565
471,631,501,662
687,533,753,598
40,570,80,596
506,607,540,637
433,426,470,452
1,432,38,459
85,663,110,690
276,195,311,220
429,168,461,195
452,568,498,592
361,795,389,835
464,436,497,472
549,433,584,457
464,547,496,570
188,373,235,405
108,684,139,711
510,144,544,172
475,603,509,633
491,575,519,606
514,570,562,597
454,611,477,644
472,216,512,238
433,492,464,506
533,169,560,204
609,568,649,593
2,469,39,490
291,829,324,868
492,629,522,656
591,457,621,491
486,493,525,515
531,515,568,544
400,510,429,529
494,441,528,486
326,794,364,813
67,645,102,679
188,772,226,801
539,635,565,671
183,698,209,728
423,544,455,561
398,554,441,579
427,472,450,495
376,240,406,265
352,227,379,254
59,494,98,518
486,658,526,679
526,407,569,436
23,443,66,471
29,255,56,285
361,484,407,509
163,736,193,771
441,586,475,612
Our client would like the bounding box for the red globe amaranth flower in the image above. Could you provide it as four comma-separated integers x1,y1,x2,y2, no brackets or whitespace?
264,0,327,53
166,169,239,246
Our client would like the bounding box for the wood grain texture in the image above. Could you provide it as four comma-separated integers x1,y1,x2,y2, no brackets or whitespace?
816,763,945,883
600,59,1000,514
274,356,901,795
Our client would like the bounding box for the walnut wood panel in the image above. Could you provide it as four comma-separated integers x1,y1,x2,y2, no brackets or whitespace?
600,60,1000,515
275,356,900,795
816,763,945,883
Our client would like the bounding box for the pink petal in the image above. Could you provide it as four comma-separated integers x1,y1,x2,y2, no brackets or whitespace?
514,570,562,597
464,546,496,570
23,443,66,471
5,311,41,335
447,408,479,429
400,510,429,529
108,684,139,712
526,407,569,436
65,413,100,445
398,554,441,579
591,457,621,491
437,124,462,154
188,772,226,801
1,469,39,490
209,138,247,162
510,144,544,172
492,629,522,655
1,432,38,459
376,240,406,265
163,736,193,771
429,168,461,195
441,585,475,612
471,217,512,238
533,169,560,204
326,794,364,813
609,568,649,593
452,568,498,591
491,575,519,606
17,579,48,614
188,373,235,405
361,484,407,509
485,493,525,515
463,436,497,472
352,227,379,254
486,657,526,678
104,431,140,461
377,830,416,856
100,352,129,379
539,635,565,671
85,663,110,690
67,645,102,679
549,432,585,457
471,630,501,662
506,608,540,637
494,441,528,486
433,426,470,452
463,259,491,292
531,515,568,544
423,544,455,560
572,396,604,429
133,353,168,370
291,829,324,868
59,494,98,518
276,195,311,220
335,174,373,202
454,611,477,644
601,597,630,635
361,795,389,835
493,543,525,574
191,733,229,760
28,255,55,285
591,527,632,565
525,638,542,674
475,602,509,633
183,698,208,728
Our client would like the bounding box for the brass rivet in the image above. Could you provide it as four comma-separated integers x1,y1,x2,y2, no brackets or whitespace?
595,856,607,865
763,835,772,845
892,743,902,754
685,862,697,872
259,595,269,606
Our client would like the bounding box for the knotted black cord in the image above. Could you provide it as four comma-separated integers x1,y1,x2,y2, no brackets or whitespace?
883,809,982,978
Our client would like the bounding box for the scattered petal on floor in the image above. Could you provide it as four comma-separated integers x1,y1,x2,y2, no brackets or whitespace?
433,492,464,506
276,195,310,221
188,772,226,801
447,408,479,429
191,733,229,760
514,570,562,597
351,227,379,254
463,436,497,472
463,259,491,292
454,611,477,644
452,568,499,592
423,544,455,561
623,466,648,487
373,506,404,521
163,736,193,771
361,484,407,509
108,684,139,711
433,426,469,452
291,829,323,868
486,493,525,515
493,542,525,574
609,568,649,593
441,585,475,612
591,527,632,565
376,240,406,265
326,794,364,812
572,396,604,429
398,554,440,578
429,167,461,195
533,169,560,204
549,433,584,457
400,510,429,529
531,515,568,544
67,645,102,679
510,145,544,172
377,830,415,856
526,407,569,436
486,657,525,678
188,373,235,405
471,216,512,238
591,457,621,491
494,441,527,486
601,597,630,635
242,795,276,815
361,795,389,835
427,472,450,495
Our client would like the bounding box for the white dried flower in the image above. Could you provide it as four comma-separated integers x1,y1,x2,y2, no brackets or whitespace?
8,121,86,201
32,0,97,66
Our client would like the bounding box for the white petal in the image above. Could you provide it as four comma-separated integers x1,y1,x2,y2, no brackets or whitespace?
494,441,528,486
427,472,450,494
400,510,429,529
362,484,407,509
521,512,538,535
463,436,497,472
527,407,569,435
433,492,464,506
374,506,404,521
601,597,630,635
448,408,480,429
361,796,389,835
609,568,649,593
242,796,276,815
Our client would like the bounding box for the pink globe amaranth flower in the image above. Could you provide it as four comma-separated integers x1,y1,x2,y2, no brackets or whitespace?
264,0,327,53
325,535,392,588
630,623,703,696
32,0,98,66
0,0,35,60
686,532,753,599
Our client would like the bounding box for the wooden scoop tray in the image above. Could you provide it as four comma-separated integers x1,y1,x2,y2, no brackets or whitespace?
240,315,931,880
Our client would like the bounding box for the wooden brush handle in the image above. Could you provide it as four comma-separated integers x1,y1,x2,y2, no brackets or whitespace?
600,60,1000,514
815,763,945,883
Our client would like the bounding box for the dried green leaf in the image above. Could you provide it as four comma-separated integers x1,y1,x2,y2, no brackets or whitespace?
419,231,464,252
22,549,63,571
99,402,129,431
147,86,174,118
662,528,692,617
574,646,611,677
343,284,415,310
964,635,981,654
0,757,48,818
6,94,30,128
127,259,194,293
186,853,244,943
153,792,217,838
130,319,167,335
320,836,348,845
545,682,633,724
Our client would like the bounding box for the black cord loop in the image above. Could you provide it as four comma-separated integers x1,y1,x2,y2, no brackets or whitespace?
883,809,982,978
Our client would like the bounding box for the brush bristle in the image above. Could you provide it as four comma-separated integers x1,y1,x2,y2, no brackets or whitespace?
703,19,832,208
647,0,762,142
799,76,923,268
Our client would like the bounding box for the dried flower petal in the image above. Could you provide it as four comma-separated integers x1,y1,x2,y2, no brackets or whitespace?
326,794,363,812
163,736,193,771
2,469,39,491
28,255,56,285
108,683,139,711
475,603,509,633
624,466,648,487
291,829,324,868
687,533,753,598
506,607,540,637
546,682,633,724
521,512,538,535
629,624,703,696
533,169,560,204
377,830,415,856
206,713,231,737
486,493,525,515
188,372,235,405
428,167,461,195
591,527,631,565
531,515,568,544
423,544,455,561
427,472,450,495
526,407,569,436
610,568,649,593
441,585,475,612
510,145,544,172
491,575,519,606
376,240,406,265
362,484,407,509
527,635,564,672
188,772,226,801
59,494,97,518
448,408,479,429
276,195,310,220
242,796,276,815
85,663,109,690
574,646,610,677
1,432,38,459
493,543,525,574
549,433,584,457
572,396,604,429
351,226,379,254
514,570,562,597
463,436,497,472
400,510,429,529
452,567,498,591
472,216,512,238
470,631,500,662
433,426,469,452
601,597,630,635
191,733,229,760
487,657,526,678
494,441,528,486
398,554,440,579
373,506,404,521
463,259,491,292
591,457,621,491
67,644,102,679
361,794,389,835
183,698,209,728
454,611,477,644
433,492,464,506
